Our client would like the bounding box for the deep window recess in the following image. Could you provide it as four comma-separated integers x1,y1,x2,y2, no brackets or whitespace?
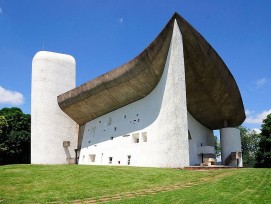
111,137,114,140
109,157,113,164
89,154,96,162
114,127,117,131
106,117,111,126
132,133,140,143
124,115,126,119
127,155,131,165
142,132,147,142
118,161,120,164
188,130,192,140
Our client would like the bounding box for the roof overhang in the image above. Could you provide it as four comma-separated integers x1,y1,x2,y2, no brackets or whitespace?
57,13,245,129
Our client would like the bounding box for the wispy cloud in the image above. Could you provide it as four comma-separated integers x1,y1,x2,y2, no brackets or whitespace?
245,109,254,116
256,78,268,88
0,7,3,14
245,109,271,124
117,17,124,24
0,86,24,105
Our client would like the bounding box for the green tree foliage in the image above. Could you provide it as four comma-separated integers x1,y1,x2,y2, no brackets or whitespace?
214,135,221,157
255,113,271,168
0,107,31,164
238,126,260,167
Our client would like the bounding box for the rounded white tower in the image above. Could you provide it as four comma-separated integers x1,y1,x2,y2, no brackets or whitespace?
31,51,78,164
220,127,243,167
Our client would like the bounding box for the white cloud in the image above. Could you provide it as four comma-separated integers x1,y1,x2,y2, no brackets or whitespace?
256,78,268,88
0,86,24,105
0,7,2,14
251,128,261,134
245,109,253,116
117,17,124,24
245,109,271,124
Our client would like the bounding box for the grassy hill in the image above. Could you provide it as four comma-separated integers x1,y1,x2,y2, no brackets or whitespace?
0,165,270,203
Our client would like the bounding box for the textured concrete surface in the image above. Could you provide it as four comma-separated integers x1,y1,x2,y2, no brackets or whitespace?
58,13,245,130
31,51,78,164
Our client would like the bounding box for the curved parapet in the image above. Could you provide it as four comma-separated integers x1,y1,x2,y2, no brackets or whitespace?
31,51,78,164
58,13,245,129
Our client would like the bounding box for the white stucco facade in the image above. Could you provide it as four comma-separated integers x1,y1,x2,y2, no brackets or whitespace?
30,15,244,167
187,112,214,165
220,127,243,167
31,51,78,164
78,21,213,168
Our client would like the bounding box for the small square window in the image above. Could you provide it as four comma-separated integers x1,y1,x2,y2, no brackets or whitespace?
142,132,147,142
132,133,139,143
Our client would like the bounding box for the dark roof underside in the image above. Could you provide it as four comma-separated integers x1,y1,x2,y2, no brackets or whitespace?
57,13,245,129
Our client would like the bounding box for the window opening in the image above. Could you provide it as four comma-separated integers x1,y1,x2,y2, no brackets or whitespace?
89,154,96,162
132,133,140,143
109,157,113,164
188,130,192,140
127,155,131,165
106,117,111,126
142,132,147,142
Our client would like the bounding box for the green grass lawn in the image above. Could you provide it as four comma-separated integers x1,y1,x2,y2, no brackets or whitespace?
0,165,270,203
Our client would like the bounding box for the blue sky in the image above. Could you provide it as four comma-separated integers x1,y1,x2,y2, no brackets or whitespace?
0,1,270,132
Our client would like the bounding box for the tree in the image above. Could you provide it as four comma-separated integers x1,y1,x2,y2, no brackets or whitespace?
0,107,31,165
255,113,271,168
214,135,221,157
238,126,260,167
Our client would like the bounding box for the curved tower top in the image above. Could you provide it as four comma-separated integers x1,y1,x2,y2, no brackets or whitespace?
57,13,245,129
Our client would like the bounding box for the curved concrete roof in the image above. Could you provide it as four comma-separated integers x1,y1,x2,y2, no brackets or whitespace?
58,13,245,129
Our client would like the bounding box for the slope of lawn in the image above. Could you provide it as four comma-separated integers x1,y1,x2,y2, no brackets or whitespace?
0,165,270,203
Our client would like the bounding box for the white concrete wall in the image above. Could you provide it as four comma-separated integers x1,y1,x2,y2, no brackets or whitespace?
187,112,214,165
31,51,78,164
220,127,243,167
79,20,189,168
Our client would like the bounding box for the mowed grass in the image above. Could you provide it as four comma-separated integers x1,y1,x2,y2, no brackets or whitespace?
0,165,270,203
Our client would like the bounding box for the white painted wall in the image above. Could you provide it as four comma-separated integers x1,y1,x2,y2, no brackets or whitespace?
79,20,189,168
220,127,243,167
187,112,214,165
31,51,78,164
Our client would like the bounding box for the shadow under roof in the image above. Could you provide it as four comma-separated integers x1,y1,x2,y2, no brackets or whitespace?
58,13,245,129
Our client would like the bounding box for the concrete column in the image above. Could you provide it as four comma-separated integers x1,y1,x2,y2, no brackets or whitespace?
220,127,243,167
31,51,78,164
